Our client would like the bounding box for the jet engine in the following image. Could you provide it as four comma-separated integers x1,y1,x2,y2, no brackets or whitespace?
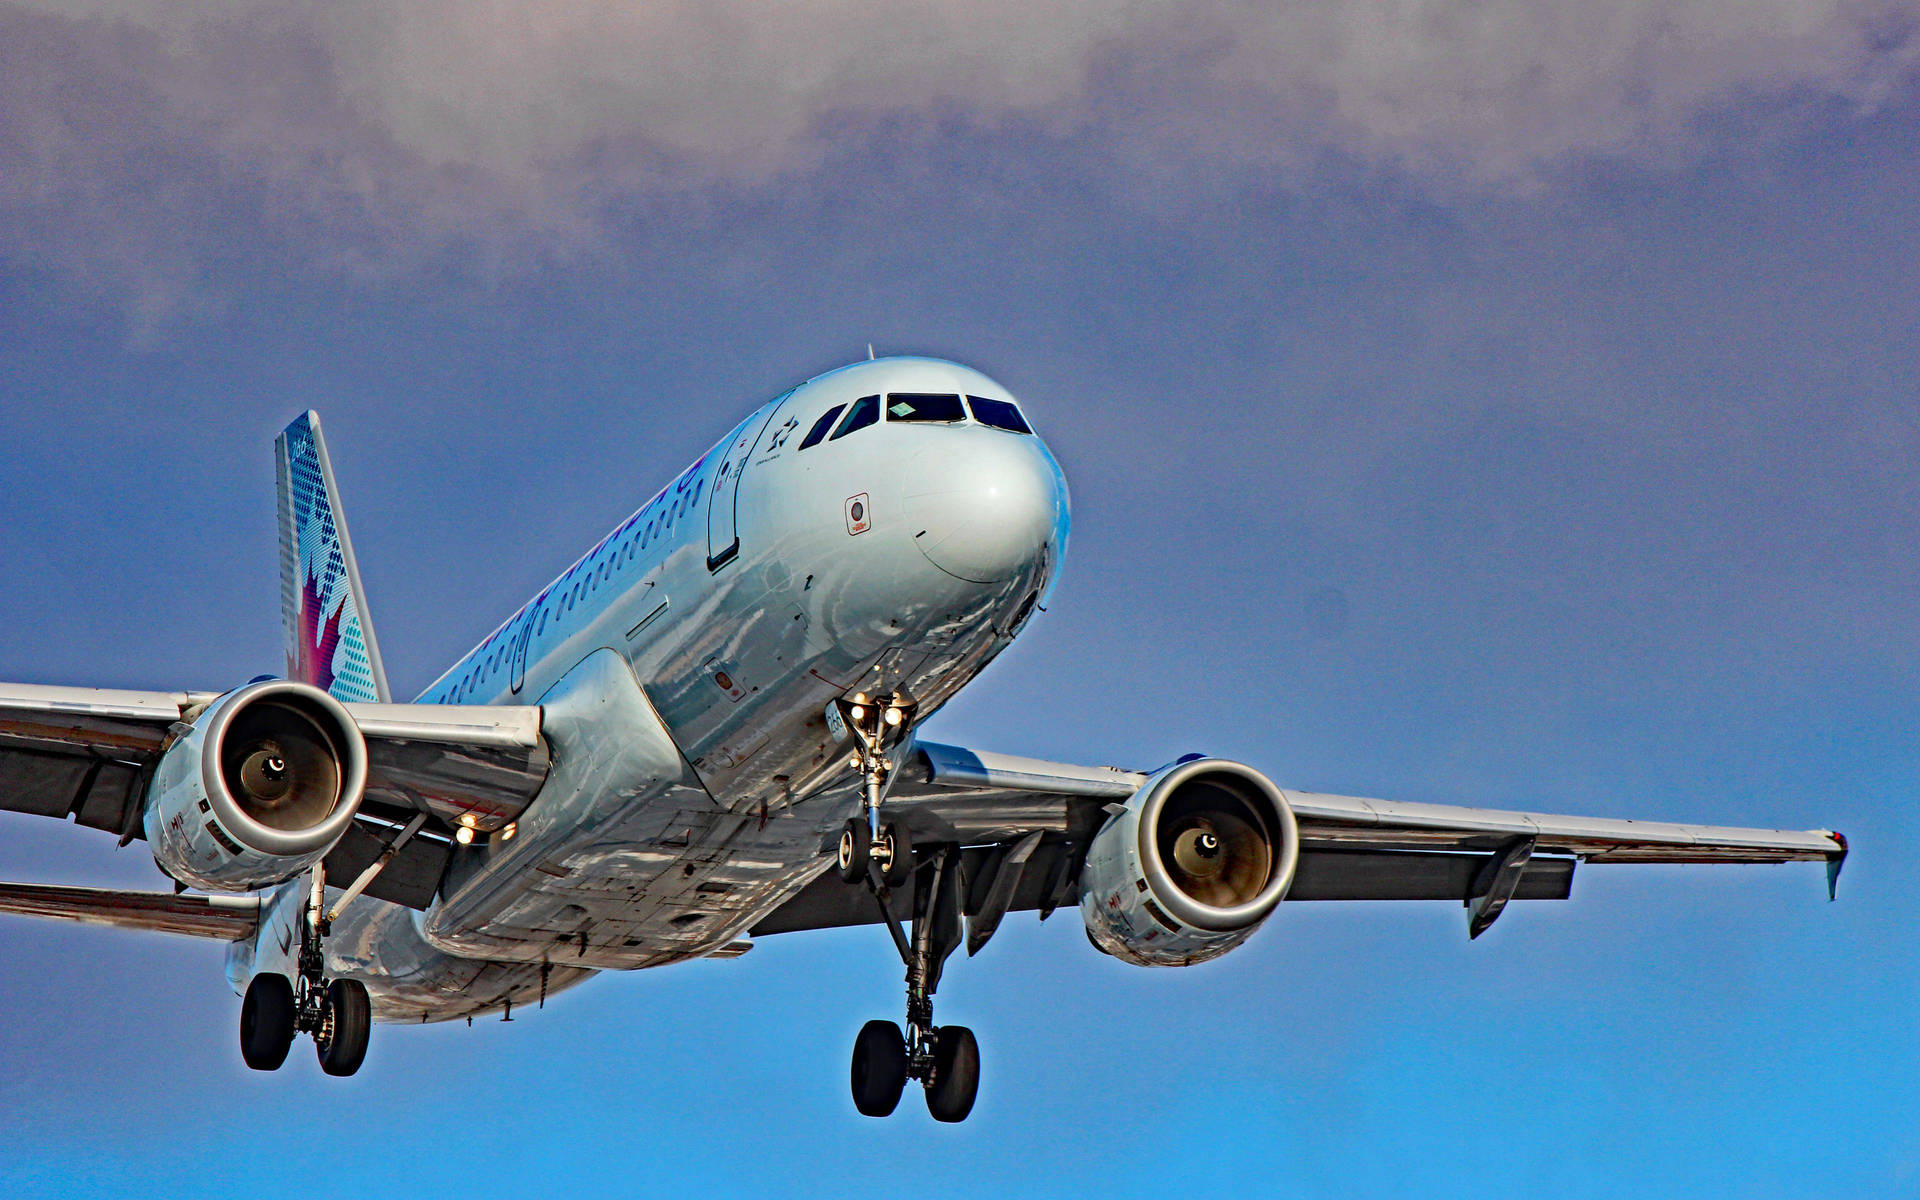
1080,758,1300,967
143,680,368,891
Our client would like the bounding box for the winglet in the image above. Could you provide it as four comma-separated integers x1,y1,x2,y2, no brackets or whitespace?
1825,831,1848,901
275,412,392,703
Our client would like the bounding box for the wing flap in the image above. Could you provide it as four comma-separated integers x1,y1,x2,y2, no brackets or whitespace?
0,685,199,835
0,883,260,940
1287,848,1574,901
749,845,1583,937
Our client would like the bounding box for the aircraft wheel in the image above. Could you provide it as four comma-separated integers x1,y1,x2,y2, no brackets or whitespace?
837,817,870,884
316,979,372,1077
925,1025,980,1123
879,821,914,889
850,1019,908,1117
239,973,296,1071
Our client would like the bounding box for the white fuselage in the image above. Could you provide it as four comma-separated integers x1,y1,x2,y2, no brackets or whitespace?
229,356,1070,1022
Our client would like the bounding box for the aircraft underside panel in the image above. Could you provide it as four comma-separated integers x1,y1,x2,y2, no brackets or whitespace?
412,648,840,971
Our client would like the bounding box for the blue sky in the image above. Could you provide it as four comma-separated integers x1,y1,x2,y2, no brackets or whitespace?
2,3,1917,1196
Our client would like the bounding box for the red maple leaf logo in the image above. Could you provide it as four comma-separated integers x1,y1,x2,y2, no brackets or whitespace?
289,564,344,694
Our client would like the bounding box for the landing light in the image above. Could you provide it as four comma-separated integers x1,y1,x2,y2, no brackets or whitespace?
884,708,902,727
455,826,474,845
500,823,517,841
850,705,866,722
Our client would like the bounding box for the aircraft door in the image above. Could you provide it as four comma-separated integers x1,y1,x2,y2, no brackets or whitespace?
509,593,545,694
706,391,796,572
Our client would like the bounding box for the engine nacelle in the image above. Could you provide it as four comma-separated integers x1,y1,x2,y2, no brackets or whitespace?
1080,758,1300,967
144,680,368,891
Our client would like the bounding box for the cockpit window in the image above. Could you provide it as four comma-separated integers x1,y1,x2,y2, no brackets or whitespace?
887,392,966,423
830,394,880,440
800,404,844,450
967,396,1032,434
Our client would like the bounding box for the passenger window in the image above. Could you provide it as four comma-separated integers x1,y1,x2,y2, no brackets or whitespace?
800,405,846,449
888,393,965,422
967,395,1032,434
830,395,880,440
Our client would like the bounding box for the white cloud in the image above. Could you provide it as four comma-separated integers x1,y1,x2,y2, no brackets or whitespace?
1,0,1915,316
14,0,1918,178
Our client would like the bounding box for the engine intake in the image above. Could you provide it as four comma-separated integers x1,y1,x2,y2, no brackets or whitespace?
1081,759,1299,966
144,680,367,891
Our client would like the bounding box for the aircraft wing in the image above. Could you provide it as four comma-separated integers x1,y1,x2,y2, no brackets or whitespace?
892,740,1844,864
0,883,262,940
0,682,551,909
751,740,1845,942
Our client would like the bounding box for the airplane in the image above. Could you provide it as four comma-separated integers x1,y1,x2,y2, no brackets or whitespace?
0,355,1846,1122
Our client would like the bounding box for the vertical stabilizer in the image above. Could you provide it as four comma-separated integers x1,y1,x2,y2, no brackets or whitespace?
275,412,392,704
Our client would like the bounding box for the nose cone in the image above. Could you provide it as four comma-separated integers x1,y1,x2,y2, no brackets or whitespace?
906,434,1068,584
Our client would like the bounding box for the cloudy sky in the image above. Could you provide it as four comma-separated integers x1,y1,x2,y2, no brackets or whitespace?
2,2,1917,1195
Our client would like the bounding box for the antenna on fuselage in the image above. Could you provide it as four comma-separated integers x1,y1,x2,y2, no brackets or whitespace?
867,343,876,360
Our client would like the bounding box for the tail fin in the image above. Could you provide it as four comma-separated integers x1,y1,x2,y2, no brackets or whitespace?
275,412,391,703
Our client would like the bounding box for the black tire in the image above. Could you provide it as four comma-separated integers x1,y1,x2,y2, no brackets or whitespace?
879,821,914,889
316,978,371,1077
837,817,870,885
850,1019,908,1117
925,1025,980,1123
239,973,296,1071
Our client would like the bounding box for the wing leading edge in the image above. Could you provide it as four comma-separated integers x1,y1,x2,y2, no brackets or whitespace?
900,740,1846,872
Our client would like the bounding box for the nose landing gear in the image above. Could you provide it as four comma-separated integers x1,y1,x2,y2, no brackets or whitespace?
239,865,372,1076
838,816,914,889
829,693,917,889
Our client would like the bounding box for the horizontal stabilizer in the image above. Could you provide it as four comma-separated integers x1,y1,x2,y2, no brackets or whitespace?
0,883,261,940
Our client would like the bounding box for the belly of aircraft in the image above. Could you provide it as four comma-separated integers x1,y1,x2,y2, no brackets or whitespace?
353,531,1041,996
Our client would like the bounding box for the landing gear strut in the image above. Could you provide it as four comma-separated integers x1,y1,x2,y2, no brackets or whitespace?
830,691,980,1120
240,864,371,1076
831,694,916,891
846,842,981,1123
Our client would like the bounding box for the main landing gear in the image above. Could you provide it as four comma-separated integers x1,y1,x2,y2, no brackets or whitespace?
845,841,981,1122
239,865,371,1076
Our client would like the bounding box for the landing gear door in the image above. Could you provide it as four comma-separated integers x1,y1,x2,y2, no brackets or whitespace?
706,391,796,573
